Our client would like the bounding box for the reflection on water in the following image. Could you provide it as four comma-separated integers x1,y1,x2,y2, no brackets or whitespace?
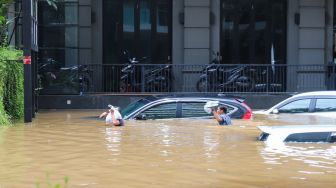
0,111,335,187
260,143,336,181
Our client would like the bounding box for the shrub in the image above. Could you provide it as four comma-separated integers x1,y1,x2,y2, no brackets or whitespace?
0,47,23,125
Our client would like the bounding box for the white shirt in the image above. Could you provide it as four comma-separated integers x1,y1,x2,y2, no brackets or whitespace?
105,110,122,124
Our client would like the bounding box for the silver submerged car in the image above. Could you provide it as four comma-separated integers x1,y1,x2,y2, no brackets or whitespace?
121,96,252,120
254,91,336,118
258,125,336,143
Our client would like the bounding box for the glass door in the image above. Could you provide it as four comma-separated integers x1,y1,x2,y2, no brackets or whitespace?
103,0,171,64
220,0,287,65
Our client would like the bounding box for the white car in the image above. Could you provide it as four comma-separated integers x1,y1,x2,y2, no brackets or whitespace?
258,125,336,143
254,91,336,118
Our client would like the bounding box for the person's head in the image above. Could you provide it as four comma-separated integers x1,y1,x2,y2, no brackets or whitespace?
217,106,228,114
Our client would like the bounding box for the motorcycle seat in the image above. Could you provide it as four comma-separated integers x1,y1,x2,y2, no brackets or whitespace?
222,66,244,73
60,66,77,71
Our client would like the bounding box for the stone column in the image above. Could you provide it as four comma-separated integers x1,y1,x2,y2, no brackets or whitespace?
297,0,328,91
183,0,211,91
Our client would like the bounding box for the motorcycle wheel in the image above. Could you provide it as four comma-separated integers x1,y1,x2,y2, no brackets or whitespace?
80,74,93,92
150,79,170,92
196,78,209,92
235,76,255,92
119,80,129,92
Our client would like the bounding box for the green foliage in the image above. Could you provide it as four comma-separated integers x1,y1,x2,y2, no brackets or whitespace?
0,46,23,125
0,0,14,45
1,0,58,44
35,174,69,188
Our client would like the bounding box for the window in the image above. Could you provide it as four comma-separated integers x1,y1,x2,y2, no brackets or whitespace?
330,132,336,143
258,132,270,141
121,99,151,118
284,132,331,143
141,103,177,119
278,99,311,113
220,0,287,65
181,102,234,118
38,0,79,95
15,1,23,48
181,102,210,118
315,99,336,112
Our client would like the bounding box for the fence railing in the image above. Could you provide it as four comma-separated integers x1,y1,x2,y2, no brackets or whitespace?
37,63,336,95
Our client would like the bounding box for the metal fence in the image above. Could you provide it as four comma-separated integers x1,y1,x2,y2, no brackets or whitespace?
36,62,336,94
76,63,336,94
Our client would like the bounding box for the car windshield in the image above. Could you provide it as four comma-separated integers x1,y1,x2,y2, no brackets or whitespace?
121,99,151,117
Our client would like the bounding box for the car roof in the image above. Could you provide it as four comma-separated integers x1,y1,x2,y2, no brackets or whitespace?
291,91,336,97
151,97,243,103
258,125,336,135
262,91,336,113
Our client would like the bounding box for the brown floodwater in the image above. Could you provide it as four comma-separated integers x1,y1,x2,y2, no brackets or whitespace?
0,110,336,188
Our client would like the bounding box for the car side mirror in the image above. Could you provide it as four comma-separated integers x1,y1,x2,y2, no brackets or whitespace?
135,114,147,120
272,109,279,114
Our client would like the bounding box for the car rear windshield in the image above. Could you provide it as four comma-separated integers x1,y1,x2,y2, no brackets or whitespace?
284,132,331,143
121,99,151,117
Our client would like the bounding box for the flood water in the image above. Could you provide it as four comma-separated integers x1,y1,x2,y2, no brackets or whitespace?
0,110,336,187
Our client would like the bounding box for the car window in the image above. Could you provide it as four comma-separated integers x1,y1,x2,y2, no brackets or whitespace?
121,99,151,117
141,103,177,119
278,99,311,113
315,99,336,112
284,132,330,143
181,102,210,118
181,102,234,118
330,132,336,143
258,132,270,141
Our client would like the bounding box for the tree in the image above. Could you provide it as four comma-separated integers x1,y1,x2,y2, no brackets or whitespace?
0,0,14,45
0,0,57,45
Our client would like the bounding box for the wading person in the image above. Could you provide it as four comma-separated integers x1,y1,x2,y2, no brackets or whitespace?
99,107,124,126
212,106,232,126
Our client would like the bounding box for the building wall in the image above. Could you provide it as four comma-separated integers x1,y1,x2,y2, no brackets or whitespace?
87,0,334,92
287,0,334,92
172,0,184,91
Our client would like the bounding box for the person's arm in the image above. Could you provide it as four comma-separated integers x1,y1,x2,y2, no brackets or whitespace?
212,110,223,123
99,111,108,118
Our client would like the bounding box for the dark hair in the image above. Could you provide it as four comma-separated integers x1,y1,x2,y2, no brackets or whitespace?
218,106,228,114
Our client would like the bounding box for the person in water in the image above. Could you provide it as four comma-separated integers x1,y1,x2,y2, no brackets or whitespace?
212,105,232,126
99,107,124,126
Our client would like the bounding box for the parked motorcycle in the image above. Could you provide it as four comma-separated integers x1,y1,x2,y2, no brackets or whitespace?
38,58,93,94
119,51,172,92
196,52,256,92
253,66,284,92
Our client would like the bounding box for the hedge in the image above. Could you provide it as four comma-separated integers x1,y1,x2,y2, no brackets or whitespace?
0,47,23,125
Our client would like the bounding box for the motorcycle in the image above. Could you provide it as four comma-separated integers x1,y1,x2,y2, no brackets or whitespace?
119,51,172,92
253,66,284,92
38,58,93,94
196,52,256,92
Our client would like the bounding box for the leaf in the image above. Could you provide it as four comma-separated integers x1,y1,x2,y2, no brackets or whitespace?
64,176,69,184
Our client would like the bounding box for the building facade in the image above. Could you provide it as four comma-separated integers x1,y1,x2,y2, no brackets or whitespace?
11,0,336,96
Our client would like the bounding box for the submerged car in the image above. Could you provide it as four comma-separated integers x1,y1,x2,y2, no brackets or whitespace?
258,125,336,143
254,91,336,117
121,96,252,120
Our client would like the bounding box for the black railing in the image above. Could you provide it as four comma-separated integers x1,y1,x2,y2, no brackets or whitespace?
37,63,336,94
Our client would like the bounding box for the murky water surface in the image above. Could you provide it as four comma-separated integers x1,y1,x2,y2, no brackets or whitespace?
0,110,336,187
